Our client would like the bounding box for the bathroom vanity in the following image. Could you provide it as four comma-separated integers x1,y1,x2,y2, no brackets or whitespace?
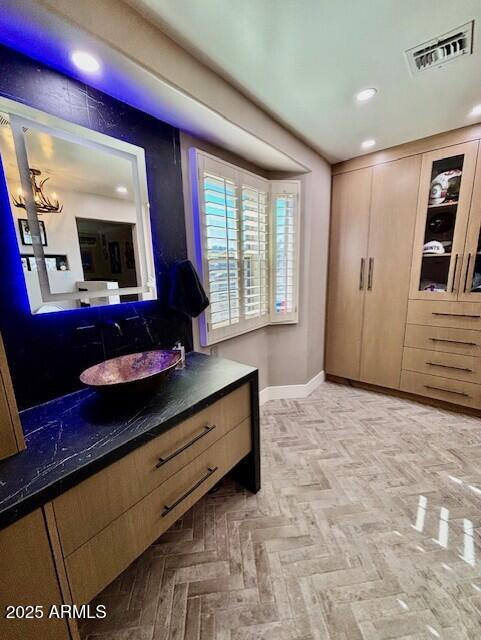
0,353,259,640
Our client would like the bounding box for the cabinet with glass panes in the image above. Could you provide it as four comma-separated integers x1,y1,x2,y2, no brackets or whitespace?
458,142,481,301
409,141,478,300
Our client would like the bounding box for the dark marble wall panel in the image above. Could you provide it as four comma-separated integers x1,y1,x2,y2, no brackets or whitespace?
0,44,192,410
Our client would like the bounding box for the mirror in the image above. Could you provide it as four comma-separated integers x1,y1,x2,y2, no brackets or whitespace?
0,99,156,313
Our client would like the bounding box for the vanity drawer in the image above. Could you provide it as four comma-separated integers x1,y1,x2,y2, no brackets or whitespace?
404,324,481,357
402,347,481,383
53,383,250,556
407,300,481,330
400,370,481,409
65,418,252,604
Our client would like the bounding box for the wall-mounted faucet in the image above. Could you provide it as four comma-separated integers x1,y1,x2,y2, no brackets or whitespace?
98,319,123,337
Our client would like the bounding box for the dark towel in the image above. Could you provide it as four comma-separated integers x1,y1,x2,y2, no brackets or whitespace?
168,260,209,318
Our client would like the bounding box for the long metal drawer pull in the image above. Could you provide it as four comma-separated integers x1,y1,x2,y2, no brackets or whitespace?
424,385,469,397
432,312,481,318
426,361,473,373
156,424,217,468
359,258,365,290
451,253,459,293
464,253,472,293
161,466,218,517
367,257,374,290
429,337,478,346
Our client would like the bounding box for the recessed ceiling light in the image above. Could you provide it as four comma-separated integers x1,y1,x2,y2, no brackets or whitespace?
356,88,377,102
361,139,376,150
469,104,481,117
71,51,100,73
116,186,128,195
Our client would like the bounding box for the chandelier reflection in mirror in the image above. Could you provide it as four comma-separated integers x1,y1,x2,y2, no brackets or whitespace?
12,168,63,214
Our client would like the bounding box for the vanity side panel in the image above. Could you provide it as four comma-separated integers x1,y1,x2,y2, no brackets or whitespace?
0,332,24,460
0,509,70,640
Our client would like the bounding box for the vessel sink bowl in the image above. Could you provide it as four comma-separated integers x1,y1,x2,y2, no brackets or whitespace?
80,350,181,393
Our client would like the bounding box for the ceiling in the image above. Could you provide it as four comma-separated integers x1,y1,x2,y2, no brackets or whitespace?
0,1,306,173
0,118,135,200
128,0,481,162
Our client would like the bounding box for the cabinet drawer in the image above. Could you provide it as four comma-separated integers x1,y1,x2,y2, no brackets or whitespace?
407,300,481,330
65,418,251,604
400,370,481,409
404,324,481,357
402,347,481,383
53,384,250,556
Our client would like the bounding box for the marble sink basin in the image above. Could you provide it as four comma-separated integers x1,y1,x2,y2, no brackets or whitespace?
80,350,181,393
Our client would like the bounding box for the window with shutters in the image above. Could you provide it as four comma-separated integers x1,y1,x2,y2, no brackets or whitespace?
191,150,300,345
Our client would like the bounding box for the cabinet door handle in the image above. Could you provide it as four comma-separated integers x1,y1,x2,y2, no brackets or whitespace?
429,337,478,347
359,258,365,290
432,312,481,318
367,258,374,291
451,253,459,292
463,253,472,293
424,385,469,397
161,466,218,517
426,361,473,373
156,424,217,468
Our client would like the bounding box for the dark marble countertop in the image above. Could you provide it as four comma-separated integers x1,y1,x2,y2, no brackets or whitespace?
0,353,257,531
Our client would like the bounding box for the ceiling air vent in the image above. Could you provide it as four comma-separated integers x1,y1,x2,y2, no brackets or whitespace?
406,21,474,74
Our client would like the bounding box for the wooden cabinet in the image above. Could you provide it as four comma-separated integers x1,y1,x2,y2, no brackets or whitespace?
0,333,24,461
400,370,481,410
65,418,251,604
404,323,481,357
409,141,479,300
327,157,420,389
359,156,421,387
0,510,70,640
48,382,253,606
330,126,481,412
326,168,371,379
458,143,481,301
53,384,250,557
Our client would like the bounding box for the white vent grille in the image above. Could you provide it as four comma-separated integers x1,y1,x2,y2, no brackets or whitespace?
406,21,474,74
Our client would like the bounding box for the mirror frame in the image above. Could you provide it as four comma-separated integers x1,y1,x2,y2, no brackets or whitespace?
0,96,157,312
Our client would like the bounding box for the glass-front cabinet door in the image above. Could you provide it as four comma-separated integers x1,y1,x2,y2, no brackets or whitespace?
458,142,481,301
409,141,478,300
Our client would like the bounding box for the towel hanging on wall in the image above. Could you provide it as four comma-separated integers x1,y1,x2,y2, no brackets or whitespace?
167,260,209,318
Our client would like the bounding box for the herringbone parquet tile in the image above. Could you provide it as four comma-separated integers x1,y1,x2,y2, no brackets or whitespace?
80,382,481,639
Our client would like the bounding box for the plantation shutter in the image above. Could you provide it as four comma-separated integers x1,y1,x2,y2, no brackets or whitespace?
191,150,300,345
270,180,300,324
195,153,241,344
241,179,269,322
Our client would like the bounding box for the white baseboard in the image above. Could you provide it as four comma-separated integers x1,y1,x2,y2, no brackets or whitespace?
259,370,325,405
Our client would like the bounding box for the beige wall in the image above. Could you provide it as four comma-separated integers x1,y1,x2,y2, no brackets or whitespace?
181,133,330,389
37,0,332,389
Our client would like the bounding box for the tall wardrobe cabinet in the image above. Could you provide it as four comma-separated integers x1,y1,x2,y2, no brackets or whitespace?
326,156,421,388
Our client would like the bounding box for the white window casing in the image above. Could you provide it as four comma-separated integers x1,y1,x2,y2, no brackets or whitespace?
191,149,300,345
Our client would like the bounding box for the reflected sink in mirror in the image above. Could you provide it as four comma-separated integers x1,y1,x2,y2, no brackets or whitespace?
80,350,181,393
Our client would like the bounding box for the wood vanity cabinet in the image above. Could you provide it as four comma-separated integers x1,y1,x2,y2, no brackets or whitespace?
49,383,252,606
326,156,421,388
0,510,70,640
0,333,24,461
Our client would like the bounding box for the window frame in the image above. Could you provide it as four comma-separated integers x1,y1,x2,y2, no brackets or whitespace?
190,149,300,346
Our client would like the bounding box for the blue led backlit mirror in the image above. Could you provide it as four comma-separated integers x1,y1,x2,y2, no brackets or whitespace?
0,98,156,314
